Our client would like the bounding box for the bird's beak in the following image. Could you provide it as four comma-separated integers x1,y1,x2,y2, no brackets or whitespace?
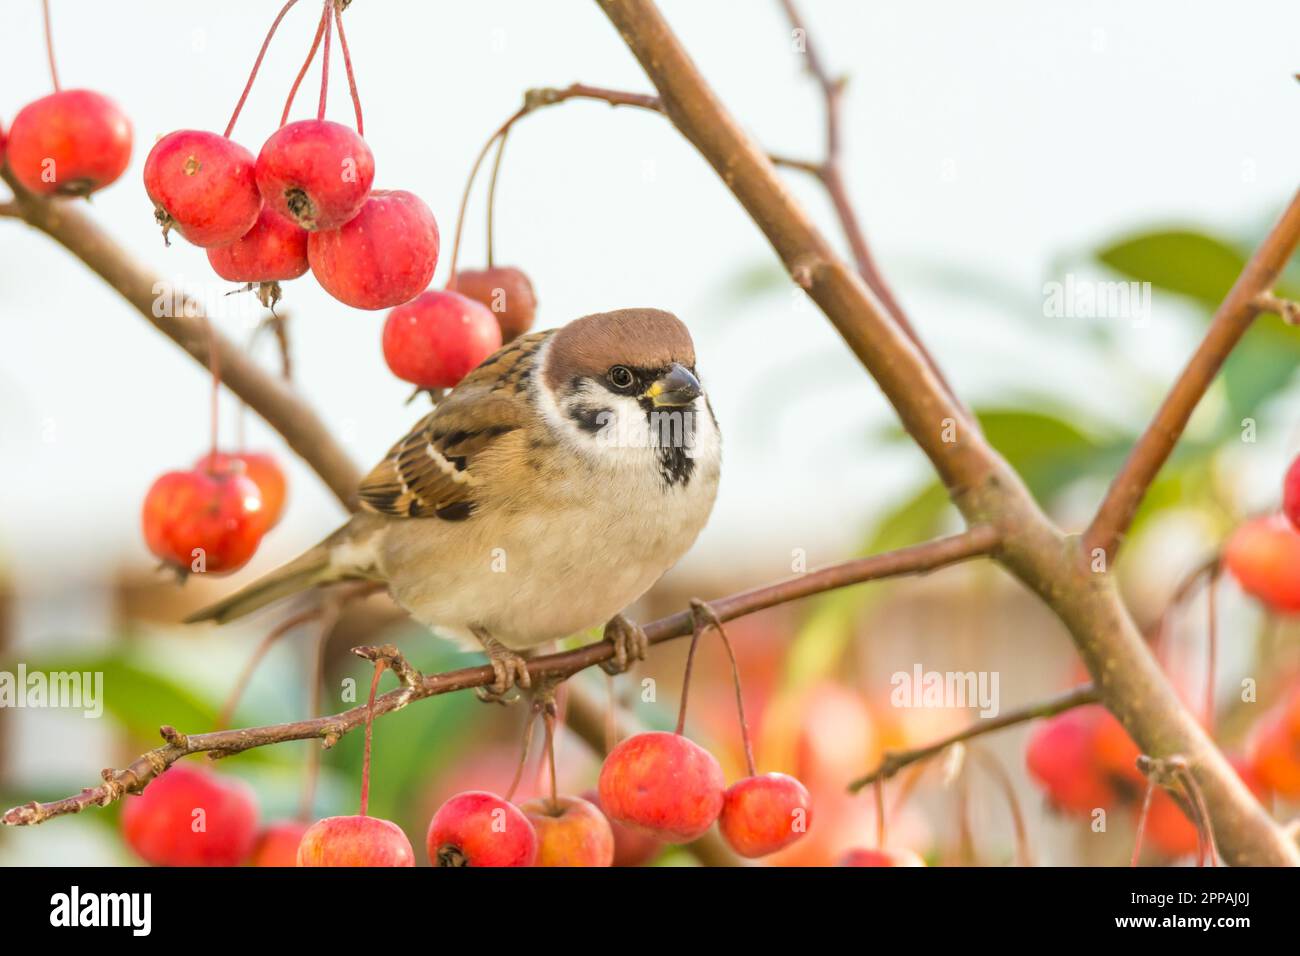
643,363,702,408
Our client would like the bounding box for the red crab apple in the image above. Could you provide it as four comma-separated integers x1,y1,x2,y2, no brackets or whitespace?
1249,707,1300,799
296,815,415,867
5,89,131,197
141,467,265,574
120,764,259,867
1223,514,1300,612
718,772,813,858
597,731,725,843
1284,456,1300,531
309,190,439,310
449,266,538,341
519,795,615,867
206,206,308,284
1025,707,1121,815
382,290,502,390
580,789,661,866
194,451,288,532
248,820,312,867
255,119,375,230
426,791,538,867
143,130,262,247
838,847,926,867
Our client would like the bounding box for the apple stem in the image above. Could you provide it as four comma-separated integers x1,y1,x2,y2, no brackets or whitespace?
202,318,222,462
280,0,331,128
675,602,756,775
316,0,333,122
504,708,538,802
224,0,300,139
1130,778,1156,867
358,658,386,818
604,672,618,754
333,2,364,136
41,0,60,92
971,746,1033,867
485,128,511,269
543,703,560,814
447,108,527,287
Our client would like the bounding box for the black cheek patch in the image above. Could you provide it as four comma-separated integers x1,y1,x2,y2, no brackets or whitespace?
568,405,612,434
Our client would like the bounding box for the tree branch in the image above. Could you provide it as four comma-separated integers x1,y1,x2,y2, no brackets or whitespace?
0,168,362,510
775,0,966,418
847,684,1099,792
2,528,997,826
596,0,1299,866
1085,187,1300,563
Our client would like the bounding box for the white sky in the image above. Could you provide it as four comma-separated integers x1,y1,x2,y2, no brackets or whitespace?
2,0,1299,595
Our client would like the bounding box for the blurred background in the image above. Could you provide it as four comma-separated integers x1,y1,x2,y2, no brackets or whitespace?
2,0,1300,865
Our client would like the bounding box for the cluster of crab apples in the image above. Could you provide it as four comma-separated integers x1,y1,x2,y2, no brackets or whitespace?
120,731,815,867
1024,454,1300,858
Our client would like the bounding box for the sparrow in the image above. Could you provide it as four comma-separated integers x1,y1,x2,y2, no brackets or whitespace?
187,308,721,698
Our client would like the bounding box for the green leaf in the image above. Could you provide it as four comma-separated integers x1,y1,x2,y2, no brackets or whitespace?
1096,230,1246,308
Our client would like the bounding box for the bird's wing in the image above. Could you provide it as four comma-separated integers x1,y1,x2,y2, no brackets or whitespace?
357,331,551,520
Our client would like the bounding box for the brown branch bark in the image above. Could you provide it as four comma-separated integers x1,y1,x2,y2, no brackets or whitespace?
1085,188,1300,563
847,683,1099,791
0,168,362,510
2,528,996,826
596,0,1299,866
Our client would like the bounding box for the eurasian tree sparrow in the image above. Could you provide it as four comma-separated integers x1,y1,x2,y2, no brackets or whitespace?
188,308,721,697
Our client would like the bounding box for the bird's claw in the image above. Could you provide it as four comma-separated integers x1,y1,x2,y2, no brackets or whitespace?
600,613,649,675
473,632,532,704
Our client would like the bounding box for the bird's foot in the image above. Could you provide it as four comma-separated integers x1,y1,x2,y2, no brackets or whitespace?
473,630,532,704
599,613,649,676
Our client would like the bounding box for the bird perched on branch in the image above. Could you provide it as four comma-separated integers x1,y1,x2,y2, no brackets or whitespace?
187,308,721,699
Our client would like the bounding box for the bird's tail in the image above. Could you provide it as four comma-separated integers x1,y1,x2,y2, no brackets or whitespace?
183,518,380,625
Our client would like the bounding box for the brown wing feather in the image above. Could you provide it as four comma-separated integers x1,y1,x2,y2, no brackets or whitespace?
357,331,550,520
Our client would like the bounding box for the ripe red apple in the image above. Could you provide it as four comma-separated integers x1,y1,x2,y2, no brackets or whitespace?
382,290,502,390
6,89,132,196
1249,707,1300,798
308,190,439,310
194,451,288,531
248,820,312,867
120,764,259,867
141,467,265,574
206,207,309,284
597,731,725,843
256,119,375,231
426,791,538,867
296,815,415,867
143,130,262,247
1223,515,1300,612
519,795,615,867
449,266,538,341
580,789,661,866
1025,708,1121,815
718,772,813,858
838,847,926,867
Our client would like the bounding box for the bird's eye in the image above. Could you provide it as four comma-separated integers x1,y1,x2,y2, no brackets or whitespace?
608,366,635,390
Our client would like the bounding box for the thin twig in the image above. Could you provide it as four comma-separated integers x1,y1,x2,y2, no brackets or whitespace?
1086,188,1300,563
847,683,1098,792
2,528,996,826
